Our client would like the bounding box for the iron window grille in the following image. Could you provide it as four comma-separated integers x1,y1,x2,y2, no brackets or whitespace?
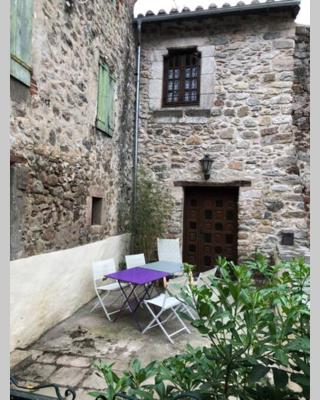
162,48,201,107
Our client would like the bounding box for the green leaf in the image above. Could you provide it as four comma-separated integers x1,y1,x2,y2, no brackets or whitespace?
272,368,288,388
249,365,269,384
290,373,310,387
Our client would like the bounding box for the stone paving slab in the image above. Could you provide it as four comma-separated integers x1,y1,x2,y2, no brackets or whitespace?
49,366,89,387
15,363,57,382
56,355,92,368
11,298,208,400
81,371,106,390
37,352,59,364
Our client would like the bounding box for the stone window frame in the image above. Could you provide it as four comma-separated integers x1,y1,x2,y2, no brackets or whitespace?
149,38,215,112
86,186,106,226
162,47,201,107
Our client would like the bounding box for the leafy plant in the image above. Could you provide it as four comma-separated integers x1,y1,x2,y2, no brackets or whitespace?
90,256,310,400
131,169,174,261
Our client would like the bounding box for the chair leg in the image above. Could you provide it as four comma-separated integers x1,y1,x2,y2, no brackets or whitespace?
142,304,174,344
180,303,197,320
171,307,191,334
96,291,112,321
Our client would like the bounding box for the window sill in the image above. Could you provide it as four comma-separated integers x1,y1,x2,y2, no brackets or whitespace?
152,108,211,124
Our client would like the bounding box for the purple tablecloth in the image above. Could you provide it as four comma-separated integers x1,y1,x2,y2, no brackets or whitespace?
106,266,169,285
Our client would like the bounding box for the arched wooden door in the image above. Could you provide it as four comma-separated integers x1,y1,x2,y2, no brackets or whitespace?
183,187,238,272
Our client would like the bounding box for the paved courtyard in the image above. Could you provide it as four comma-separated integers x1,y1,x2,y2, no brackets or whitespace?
11,296,208,399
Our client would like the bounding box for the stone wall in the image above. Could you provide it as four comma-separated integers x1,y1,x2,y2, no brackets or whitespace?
292,25,310,231
138,11,310,261
10,0,137,260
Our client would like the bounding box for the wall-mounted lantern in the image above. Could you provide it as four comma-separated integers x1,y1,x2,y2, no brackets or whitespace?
200,154,213,180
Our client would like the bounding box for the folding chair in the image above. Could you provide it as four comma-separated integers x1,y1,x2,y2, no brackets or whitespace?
157,238,182,264
125,253,146,269
142,291,191,344
125,253,147,301
167,275,197,320
198,267,218,286
90,258,127,321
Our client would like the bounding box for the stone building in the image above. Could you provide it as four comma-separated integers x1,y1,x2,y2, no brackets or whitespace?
10,0,309,350
10,0,137,350
136,0,310,272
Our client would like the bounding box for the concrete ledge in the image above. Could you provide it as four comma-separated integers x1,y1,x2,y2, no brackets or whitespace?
152,108,212,124
174,180,252,187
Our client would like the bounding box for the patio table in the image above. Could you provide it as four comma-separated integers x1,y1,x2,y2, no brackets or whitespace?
142,261,183,274
105,267,169,331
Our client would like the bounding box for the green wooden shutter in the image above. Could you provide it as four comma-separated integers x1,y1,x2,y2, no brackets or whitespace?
107,74,115,133
10,0,34,87
96,63,109,133
96,62,115,136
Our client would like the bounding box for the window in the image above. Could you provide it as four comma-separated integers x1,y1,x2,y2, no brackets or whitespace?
91,197,103,225
96,61,115,136
10,0,34,87
162,48,201,107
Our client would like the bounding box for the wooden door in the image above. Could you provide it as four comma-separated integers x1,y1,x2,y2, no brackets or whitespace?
183,187,238,272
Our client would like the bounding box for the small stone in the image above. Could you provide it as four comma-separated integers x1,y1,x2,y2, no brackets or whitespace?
266,201,284,212
273,39,294,49
228,161,242,170
237,106,249,117
47,174,59,186
224,108,235,116
260,127,278,136
31,180,46,194
219,127,234,139
247,97,260,106
263,73,275,82
271,184,289,192
243,117,257,127
210,108,222,116
185,135,202,145
49,130,56,145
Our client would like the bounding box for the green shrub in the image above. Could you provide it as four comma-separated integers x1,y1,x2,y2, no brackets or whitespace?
90,256,310,400
130,169,174,261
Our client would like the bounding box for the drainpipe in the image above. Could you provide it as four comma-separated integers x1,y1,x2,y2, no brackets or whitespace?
132,18,142,228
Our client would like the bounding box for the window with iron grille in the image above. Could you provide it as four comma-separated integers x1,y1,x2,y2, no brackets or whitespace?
162,48,201,107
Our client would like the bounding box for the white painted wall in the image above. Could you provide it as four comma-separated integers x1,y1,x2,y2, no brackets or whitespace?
10,233,130,351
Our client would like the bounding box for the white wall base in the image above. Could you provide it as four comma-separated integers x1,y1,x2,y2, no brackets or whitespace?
10,233,130,351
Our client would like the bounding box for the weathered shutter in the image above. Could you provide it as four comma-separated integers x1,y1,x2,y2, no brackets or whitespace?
10,0,34,87
107,74,115,134
96,61,115,136
96,63,109,133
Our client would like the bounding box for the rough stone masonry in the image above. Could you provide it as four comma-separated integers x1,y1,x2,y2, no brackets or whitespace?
10,0,137,259
137,9,310,262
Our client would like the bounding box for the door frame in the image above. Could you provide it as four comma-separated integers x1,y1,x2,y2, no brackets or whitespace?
182,185,240,271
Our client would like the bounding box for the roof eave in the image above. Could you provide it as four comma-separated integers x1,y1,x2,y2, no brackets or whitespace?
133,1,300,24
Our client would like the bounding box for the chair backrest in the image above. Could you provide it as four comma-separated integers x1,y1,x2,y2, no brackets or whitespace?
92,258,117,282
157,238,182,263
125,253,146,269
198,267,217,286
167,275,188,297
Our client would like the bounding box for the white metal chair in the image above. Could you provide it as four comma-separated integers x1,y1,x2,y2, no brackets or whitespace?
125,253,147,301
125,253,146,269
167,275,197,320
198,267,218,286
157,238,182,263
90,258,126,321
197,267,219,302
142,291,191,344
